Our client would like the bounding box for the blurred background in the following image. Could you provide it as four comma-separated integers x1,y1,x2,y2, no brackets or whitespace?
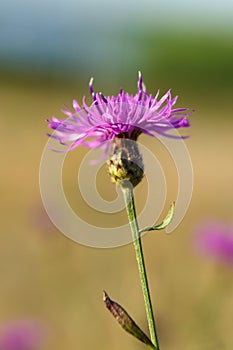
1,0,233,349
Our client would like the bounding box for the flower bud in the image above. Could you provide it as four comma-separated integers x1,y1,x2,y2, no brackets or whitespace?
107,137,144,187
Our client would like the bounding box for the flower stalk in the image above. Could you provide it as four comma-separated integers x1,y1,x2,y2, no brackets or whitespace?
121,180,160,349
46,71,193,349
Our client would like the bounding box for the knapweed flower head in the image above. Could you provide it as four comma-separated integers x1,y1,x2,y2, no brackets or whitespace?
194,221,233,265
0,320,44,350
47,72,191,149
47,72,192,186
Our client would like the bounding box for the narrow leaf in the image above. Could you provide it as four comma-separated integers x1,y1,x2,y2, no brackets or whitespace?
103,291,156,349
139,202,175,234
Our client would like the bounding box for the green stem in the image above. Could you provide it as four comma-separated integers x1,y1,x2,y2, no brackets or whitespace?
121,181,160,350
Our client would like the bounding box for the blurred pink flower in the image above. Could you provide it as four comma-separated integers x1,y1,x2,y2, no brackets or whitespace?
0,320,45,350
194,221,233,264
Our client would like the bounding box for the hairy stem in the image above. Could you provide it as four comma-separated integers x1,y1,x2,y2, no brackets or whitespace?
121,181,160,349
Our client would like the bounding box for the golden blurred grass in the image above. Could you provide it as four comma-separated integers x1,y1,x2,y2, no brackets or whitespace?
0,80,233,350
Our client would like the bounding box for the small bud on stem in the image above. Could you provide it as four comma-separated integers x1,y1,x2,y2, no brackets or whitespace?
107,137,144,187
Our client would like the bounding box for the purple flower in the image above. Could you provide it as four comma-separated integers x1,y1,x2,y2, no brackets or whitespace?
0,320,44,350
194,221,233,265
47,72,192,152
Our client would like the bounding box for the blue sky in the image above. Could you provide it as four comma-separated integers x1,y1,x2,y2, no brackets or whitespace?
1,0,233,29
0,0,232,75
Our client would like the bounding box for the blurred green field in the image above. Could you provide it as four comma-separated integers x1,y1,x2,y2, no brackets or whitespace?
0,63,233,350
